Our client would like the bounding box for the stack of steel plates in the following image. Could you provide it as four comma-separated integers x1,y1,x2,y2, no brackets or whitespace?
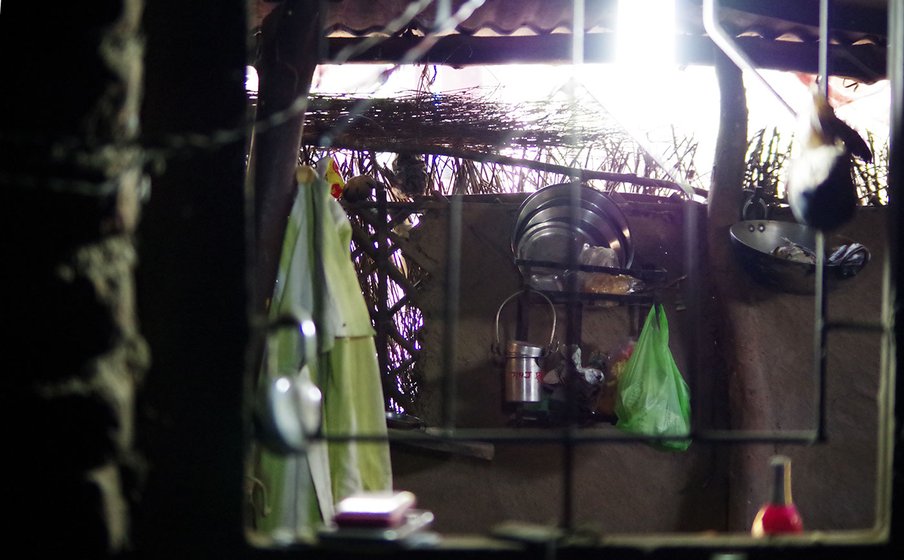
511,182,633,289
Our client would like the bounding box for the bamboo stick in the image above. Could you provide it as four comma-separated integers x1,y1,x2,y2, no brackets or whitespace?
320,139,708,197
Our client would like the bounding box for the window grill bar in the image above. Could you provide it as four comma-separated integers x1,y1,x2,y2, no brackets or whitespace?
376,180,391,383
824,320,887,333
319,0,890,542
441,194,462,430
315,428,819,445
815,233,829,443
814,0,831,444
684,195,703,434
555,0,587,532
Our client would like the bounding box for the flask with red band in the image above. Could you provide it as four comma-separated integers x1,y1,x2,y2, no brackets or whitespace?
751,455,804,536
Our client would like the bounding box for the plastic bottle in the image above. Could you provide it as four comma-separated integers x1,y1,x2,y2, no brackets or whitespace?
751,455,804,536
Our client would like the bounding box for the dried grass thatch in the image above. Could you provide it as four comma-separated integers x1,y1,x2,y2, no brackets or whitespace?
302,88,624,154
744,126,889,207
300,88,703,198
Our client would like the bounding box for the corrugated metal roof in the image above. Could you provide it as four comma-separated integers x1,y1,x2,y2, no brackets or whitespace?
254,0,886,43
251,0,887,81
321,0,618,36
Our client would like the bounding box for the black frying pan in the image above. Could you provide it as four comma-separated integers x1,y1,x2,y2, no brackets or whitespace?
729,220,869,294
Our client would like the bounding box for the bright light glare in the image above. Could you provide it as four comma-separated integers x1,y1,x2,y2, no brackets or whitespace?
275,377,291,393
300,318,316,338
616,0,675,68
601,0,682,183
245,65,259,95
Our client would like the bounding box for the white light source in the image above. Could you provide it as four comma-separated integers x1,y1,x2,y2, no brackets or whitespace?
275,377,291,393
616,0,675,68
245,65,259,95
300,318,316,338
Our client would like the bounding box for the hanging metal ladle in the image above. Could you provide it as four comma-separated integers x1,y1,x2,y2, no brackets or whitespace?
254,309,323,454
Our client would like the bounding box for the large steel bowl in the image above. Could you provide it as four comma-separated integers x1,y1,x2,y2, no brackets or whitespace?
729,220,869,294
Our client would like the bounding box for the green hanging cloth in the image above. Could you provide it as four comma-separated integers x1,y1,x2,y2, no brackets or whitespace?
252,159,392,537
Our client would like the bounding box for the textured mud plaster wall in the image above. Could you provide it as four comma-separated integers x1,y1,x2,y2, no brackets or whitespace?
387,197,885,536
390,196,730,534
722,206,886,532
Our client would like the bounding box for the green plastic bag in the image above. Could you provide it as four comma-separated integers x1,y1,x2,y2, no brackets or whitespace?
614,304,691,451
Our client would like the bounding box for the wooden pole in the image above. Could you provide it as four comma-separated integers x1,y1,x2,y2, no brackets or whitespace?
309,138,709,198
251,1,324,315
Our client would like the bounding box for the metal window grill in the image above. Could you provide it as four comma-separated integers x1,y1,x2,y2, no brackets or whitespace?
254,0,898,550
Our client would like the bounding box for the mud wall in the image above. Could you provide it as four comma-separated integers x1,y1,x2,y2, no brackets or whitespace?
388,196,885,537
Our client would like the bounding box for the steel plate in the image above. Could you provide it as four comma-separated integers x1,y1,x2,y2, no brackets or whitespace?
512,182,633,269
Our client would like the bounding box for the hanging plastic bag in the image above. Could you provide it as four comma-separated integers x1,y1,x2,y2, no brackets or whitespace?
614,304,691,451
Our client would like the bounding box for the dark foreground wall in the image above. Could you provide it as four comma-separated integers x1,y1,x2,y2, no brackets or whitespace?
1,2,150,555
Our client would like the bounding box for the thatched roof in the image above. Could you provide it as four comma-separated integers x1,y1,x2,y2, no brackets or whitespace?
301,89,623,153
